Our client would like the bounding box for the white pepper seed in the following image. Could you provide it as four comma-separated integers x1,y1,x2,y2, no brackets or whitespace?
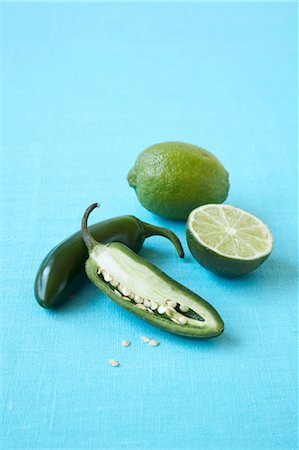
118,285,131,297
143,299,151,308
134,295,144,304
141,335,150,342
103,270,113,282
179,304,189,313
97,268,102,275
128,292,135,300
121,339,131,347
147,308,154,314
136,304,146,310
157,305,166,314
150,301,158,311
108,359,119,367
178,316,187,325
171,318,180,324
123,296,131,302
167,300,177,308
110,279,119,288
122,287,131,297
149,340,160,347
165,307,175,317
114,289,122,297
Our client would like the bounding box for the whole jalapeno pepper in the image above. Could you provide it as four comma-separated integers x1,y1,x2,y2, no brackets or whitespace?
82,203,224,339
34,213,184,309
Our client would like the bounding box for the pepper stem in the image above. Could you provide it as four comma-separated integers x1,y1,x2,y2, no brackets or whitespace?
81,203,102,251
142,222,184,258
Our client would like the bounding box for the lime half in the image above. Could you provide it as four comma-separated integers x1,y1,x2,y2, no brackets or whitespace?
187,204,273,277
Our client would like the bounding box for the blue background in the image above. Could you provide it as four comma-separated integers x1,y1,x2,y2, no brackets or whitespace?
2,3,298,450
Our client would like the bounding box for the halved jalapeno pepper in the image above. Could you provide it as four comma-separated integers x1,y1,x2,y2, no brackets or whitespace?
82,203,224,338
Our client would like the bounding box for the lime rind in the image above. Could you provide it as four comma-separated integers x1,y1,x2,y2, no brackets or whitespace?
188,204,273,261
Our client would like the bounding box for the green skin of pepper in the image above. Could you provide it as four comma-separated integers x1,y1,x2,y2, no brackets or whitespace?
35,216,184,309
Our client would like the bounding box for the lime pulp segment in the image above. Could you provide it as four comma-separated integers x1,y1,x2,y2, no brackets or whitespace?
188,204,273,260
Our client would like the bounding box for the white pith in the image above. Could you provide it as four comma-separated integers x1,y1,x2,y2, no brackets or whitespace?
188,204,273,260
91,246,220,330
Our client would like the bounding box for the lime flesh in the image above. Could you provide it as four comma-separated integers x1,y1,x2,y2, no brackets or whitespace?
187,204,273,277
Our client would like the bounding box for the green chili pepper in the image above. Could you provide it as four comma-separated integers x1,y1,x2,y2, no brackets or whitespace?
35,213,184,309
82,203,224,338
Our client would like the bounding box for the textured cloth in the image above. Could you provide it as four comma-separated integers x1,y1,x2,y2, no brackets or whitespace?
2,3,298,450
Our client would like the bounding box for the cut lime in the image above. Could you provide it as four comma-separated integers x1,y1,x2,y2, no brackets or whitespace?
187,204,273,277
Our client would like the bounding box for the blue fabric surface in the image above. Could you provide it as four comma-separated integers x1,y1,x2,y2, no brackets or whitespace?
2,3,298,450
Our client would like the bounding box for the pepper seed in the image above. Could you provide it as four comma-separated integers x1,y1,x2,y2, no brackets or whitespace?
103,271,113,282
149,340,160,347
110,279,119,288
171,318,180,324
150,301,158,311
167,300,177,308
165,307,175,317
114,289,122,297
118,285,131,297
121,339,131,347
141,336,150,342
143,299,151,308
134,295,144,304
179,304,189,313
157,305,166,314
136,304,146,310
108,359,120,367
178,316,187,325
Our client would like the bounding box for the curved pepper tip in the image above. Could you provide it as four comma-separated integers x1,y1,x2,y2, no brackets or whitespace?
142,221,185,258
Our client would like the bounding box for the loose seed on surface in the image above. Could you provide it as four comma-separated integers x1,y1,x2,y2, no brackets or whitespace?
108,359,119,367
179,304,189,313
121,339,131,347
167,300,177,308
157,305,166,314
141,336,150,342
149,340,160,347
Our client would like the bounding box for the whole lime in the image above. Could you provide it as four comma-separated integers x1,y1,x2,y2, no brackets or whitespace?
127,142,229,220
